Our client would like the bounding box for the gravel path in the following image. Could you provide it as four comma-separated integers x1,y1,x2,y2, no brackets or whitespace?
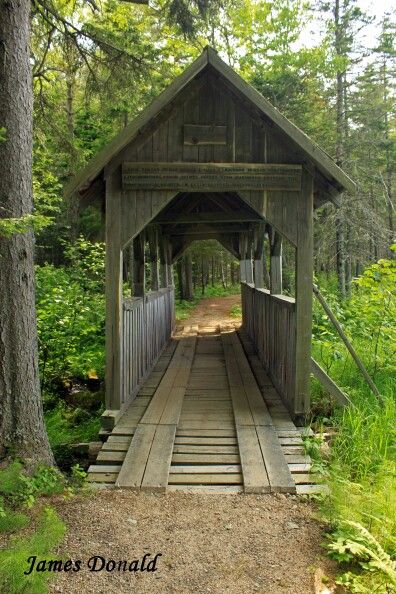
51,490,336,594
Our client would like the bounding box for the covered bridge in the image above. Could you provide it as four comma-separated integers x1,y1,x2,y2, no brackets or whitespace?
66,47,354,493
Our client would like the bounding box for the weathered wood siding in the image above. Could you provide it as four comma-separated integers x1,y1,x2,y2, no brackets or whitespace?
241,282,296,412
117,70,304,248
122,287,174,404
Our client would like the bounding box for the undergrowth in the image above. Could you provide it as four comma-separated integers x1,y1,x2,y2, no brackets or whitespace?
0,461,86,594
310,253,396,592
0,507,66,594
230,303,242,318
45,403,101,448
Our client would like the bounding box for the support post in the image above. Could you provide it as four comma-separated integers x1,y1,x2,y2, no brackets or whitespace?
147,226,160,292
246,231,254,284
159,233,169,288
166,237,174,286
253,223,265,289
294,168,314,419
133,231,146,297
105,168,123,414
239,232,253,283
270,230,283,294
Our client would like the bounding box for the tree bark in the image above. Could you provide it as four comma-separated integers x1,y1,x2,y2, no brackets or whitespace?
0,0,54,464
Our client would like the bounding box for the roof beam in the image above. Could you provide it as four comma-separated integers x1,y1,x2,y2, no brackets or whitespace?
169,224,250,236
156,212,261,225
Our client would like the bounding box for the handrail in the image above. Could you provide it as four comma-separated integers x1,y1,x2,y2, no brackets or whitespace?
123,287,173,310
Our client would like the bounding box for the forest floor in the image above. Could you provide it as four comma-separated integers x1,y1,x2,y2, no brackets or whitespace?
50,295,338,594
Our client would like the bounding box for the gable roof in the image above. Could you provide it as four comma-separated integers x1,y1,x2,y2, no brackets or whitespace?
65,46,355,200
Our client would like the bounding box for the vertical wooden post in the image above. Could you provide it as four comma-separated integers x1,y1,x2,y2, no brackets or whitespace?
166,238,174,286
253,223,265,289
239,233,247,282
159,233,169,288
133,232,146,297
128,243,134,296
105,168,123,413
270,230,283,294
245,231,254,284
294,168,314,419
239,232,253,283
148,226,159,292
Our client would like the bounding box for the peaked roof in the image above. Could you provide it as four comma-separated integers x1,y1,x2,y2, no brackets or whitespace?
65,46,355,199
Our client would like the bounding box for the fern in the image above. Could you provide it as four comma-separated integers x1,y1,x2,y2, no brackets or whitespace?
327,520,396,592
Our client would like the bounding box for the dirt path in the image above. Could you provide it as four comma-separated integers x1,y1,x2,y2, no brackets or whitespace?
178,294,241,328
50,296,337,594
51,490,336,594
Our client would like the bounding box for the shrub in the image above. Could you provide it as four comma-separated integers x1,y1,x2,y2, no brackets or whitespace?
36,237,105,387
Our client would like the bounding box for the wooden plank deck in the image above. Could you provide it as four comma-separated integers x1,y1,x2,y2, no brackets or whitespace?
88,326,321,494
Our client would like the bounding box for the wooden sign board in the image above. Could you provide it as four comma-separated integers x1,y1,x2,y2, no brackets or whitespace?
122,162,302,192
184,124,227,145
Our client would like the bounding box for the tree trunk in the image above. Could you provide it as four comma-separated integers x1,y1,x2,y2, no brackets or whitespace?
220,257,226,289
177,259,183,300
183,253,194,300
230,261,236,285
383,60,395,256
0,0,53,464
334,0,347,299
201,256,205,295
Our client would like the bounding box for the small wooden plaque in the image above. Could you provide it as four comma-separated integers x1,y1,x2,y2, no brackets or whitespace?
184,124,227,146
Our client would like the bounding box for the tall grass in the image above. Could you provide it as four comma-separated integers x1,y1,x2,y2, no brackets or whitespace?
311,258,396,592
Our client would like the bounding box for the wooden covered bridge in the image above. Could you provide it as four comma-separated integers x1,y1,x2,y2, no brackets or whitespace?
66,47,354,494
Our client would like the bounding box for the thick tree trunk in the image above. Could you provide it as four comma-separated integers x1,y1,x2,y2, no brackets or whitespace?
0,0,53,464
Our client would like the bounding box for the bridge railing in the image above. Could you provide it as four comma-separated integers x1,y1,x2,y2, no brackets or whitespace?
241,282,296,410
122,287,174,405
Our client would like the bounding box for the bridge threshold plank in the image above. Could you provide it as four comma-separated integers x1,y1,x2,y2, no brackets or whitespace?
256,425,296,493
116,424,157,489
172,454,240,464
173,444,239,454
176,429,235,437
170,464,241,473
168,485,242,494
168,474,242,485
236,425,270,493
174,437,237,445
141,425,177,492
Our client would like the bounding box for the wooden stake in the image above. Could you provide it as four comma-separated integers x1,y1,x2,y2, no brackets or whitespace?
313,284,384,406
